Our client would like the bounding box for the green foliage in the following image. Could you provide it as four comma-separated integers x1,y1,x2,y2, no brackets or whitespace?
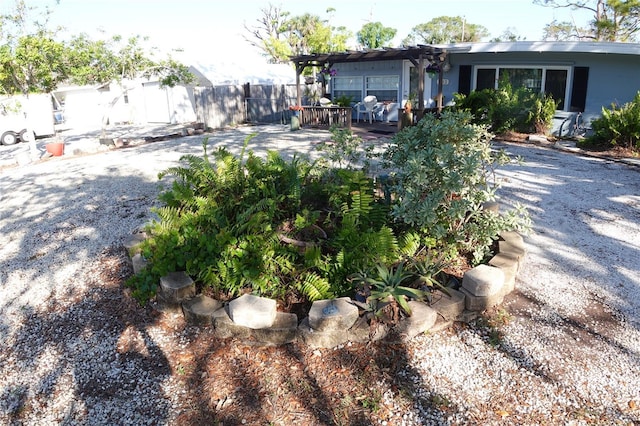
454,78,557,134
128,120,531,307
333,94,353,107
315,126,376,171
402,16,489,44
584,91,640,151
408,251,451,297
351,262,425,316
127,134,404,304
383,110,531,264
245,5,351,64
0,2,193,95
357,22,397,48
535,0,640,42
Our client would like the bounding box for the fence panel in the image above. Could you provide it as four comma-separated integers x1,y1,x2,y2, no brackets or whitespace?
195,83,331,129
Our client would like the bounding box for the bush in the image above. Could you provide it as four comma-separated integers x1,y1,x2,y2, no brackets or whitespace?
382,110,530,264
128,120,530,306
583,91,640,151
455,79,557,134
127,135,405,303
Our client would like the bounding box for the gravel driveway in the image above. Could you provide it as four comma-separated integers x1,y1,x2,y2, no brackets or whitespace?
0,125,638,425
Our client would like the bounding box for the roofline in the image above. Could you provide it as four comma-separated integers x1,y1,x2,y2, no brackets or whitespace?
289,42,639,67
437,41,640,55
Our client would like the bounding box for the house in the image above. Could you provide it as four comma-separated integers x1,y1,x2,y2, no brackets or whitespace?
291,41,640,136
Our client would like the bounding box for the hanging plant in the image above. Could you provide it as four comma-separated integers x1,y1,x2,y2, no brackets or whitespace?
426,63,440,77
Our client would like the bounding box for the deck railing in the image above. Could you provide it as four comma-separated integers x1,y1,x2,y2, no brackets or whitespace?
300,106,352,129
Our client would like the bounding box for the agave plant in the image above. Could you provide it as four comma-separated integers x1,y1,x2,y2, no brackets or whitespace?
409,253,452,301
354,262,425,317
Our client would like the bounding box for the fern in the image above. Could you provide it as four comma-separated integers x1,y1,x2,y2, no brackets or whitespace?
297,272,334,301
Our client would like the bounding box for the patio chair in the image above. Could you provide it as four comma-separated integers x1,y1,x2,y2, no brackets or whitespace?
356,95,378,123
319,97,332,107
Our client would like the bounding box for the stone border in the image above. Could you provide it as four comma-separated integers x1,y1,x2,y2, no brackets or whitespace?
124,231,525,348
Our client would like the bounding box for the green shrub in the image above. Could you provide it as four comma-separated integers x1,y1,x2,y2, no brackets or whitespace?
382,110,530,264
128,120,530,307
127,135,405,303
584,91,640,151
455,79,557,134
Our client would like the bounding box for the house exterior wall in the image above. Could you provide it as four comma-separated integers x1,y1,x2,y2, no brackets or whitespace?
323,43,640,133
446,50,640,121
331,60,405,122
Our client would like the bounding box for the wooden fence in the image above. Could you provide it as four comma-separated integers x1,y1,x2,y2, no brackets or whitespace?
193,83,353,130
194,84,299,129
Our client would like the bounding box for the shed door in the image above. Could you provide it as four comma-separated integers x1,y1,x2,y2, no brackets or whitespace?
143,82,171,123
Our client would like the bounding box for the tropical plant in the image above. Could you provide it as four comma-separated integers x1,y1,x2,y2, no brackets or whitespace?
402,16,489,44
351,262,425,317
357,22,397,48
408,252,451,299
127,134,406,304
454,78,557,134
584,91,640,151
315,126,376,171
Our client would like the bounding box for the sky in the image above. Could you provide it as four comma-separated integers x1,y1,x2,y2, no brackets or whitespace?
3,0,595,82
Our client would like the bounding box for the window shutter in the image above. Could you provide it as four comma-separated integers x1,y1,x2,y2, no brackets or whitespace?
570,67,589,112
458,65,472,95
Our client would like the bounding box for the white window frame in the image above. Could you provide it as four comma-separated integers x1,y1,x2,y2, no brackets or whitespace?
472,65,572,111
333,76,363,102
365,75,400,102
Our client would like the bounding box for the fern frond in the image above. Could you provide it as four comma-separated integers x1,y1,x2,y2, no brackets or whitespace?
297,272,334,301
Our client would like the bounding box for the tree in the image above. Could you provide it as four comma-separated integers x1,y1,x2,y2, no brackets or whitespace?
534,0,640,41
0,0,67,95
1,0,194,142
402,16,489,45
357,22,397,48
542,19,590,40
491,27,526,42
244,5,351,64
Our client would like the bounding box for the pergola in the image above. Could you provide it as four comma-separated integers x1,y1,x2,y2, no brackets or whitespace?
289,45,451,114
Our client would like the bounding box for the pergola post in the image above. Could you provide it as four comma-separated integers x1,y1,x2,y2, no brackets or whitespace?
295,64,305,107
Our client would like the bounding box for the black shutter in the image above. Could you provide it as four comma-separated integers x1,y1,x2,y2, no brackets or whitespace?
458,65,472,95
570,67,589,112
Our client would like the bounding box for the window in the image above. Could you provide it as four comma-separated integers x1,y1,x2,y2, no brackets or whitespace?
365,75,399,102
473,66,569,110
333,76,363,104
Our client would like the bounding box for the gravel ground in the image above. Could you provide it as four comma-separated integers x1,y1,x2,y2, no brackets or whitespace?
0,125,639,425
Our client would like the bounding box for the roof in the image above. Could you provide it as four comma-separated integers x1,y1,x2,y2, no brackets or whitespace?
437,41,640,56
289,42,640,69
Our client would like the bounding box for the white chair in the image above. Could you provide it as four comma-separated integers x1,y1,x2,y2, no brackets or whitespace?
319,97,332,107
357,95,378,123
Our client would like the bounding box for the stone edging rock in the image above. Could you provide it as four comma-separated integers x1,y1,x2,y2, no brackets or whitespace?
124,231,526,348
